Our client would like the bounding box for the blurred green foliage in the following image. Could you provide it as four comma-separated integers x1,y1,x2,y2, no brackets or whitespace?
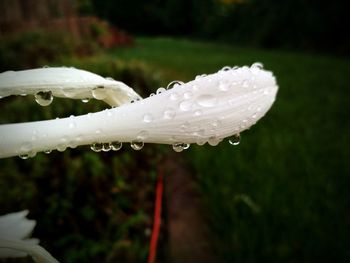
90,0,348,54
0,30,100,72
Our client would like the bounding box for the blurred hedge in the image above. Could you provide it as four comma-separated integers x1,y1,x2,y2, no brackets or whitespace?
0,40,165,262
91,0,348,55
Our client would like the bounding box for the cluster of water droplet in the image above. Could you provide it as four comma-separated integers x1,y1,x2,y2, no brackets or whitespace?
90,140,146,152
90,141,123,152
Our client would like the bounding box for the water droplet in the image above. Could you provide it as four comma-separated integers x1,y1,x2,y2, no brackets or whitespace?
149,93,155,97
212,120,221,127
19,154,30,159
102,143,111,152
92,86,107,100
137,130,149,140
69,122,76,129
179,100,192,111
221,66,231,71
172,143,190,152
106,110,113,117
218,81,228,91
208,136,221,146
184,91,192,99
164,108,176,119
57,144,66,152
242,79,250,88
156,87,166,94
170,92,179,100
180,121,190,132
229,134,241,145
143,113,153,123
196,140,206,146
35,91,53,106
263,89,269,95
194,109,203,116
131,141,144,150
91,142,102,152
251,62,263,69
44,149,52,154
167,80,184,90
197,94,217,107
42,65,50,68
195,74,207,80
81,98,90,103
111,141,122,151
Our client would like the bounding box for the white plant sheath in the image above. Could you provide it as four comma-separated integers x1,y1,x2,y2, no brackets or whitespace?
0,211,59,263
0,67,142,106
0,64,278,159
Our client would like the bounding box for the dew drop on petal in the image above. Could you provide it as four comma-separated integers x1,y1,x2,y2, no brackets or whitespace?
137,130,149,140
228,133,241,146
57,144,66,152
179,100,192,111
172,143,190,152
143,113,153,123
111,141,122,151
19,154,29,159
184,91,192,99
102,143,111,152
81,98,90,103
220,66,231,72
91,142,102,152
44,149,52,154
164,108,176,119
92,86,107,100
131,141,144,150
35,91,53,106
218,81,228,91
167,80,184,90
156,87,166,94
194,109,203,116
242,79,250,88
197,94,217,108
251,62,263,69
196,140,206,146
208,136,221,146
170,92,179,101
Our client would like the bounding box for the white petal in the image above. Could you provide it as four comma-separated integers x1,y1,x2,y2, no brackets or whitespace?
0,239,59,263
0,210,36,240
0,65,278,158
0,67,141,106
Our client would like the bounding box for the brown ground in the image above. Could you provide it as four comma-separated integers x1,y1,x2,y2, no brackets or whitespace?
162,153,215,263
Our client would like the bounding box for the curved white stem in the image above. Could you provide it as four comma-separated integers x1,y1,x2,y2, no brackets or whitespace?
0,64,278,159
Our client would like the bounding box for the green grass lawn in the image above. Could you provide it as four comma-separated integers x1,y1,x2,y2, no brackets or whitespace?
111,37,350,262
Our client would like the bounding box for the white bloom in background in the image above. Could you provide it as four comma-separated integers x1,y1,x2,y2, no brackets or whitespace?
0,64,278,158
0,210,59,263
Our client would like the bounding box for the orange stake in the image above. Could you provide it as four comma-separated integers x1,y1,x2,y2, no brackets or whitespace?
148,168,164,263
